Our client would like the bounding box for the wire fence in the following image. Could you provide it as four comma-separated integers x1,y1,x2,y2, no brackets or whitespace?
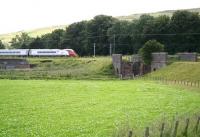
134,75,200,88
123,116,200,137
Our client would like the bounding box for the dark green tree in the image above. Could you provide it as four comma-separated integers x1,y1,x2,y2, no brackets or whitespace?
107,20,132,54
29,37,46,49
139,40,164,64
61,21,89,56
0,40,5,49
129,14,155,53
10,33,33,49
170,10,200,53
87,15,116,55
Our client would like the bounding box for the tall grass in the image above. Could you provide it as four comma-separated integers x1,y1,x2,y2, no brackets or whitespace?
0,57,116,80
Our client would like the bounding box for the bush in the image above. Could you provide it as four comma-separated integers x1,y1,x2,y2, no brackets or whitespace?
139,40,164,64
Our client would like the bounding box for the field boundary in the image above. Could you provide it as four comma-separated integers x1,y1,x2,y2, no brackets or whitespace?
135,76,200,88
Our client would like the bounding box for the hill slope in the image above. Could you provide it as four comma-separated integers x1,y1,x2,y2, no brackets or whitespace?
0,25,67,44
117,7,200,21
148,62,200,82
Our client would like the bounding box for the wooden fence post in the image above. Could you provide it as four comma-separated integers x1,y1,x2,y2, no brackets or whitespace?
128,130,133,137
195,117,200,133
172,120,179,137
160,123,165,137
182,118,189,137
144,127,149,137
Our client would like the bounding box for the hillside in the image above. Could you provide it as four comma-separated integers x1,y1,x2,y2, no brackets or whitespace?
0,25,67,44
117,7,200,21
148,62,200,82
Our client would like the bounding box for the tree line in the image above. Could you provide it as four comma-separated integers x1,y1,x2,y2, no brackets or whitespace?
2,10,200,56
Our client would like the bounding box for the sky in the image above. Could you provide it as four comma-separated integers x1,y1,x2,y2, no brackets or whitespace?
0,0,200,34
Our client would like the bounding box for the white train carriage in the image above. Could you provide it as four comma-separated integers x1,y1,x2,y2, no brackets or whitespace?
29,49,69,56
0,49,29,56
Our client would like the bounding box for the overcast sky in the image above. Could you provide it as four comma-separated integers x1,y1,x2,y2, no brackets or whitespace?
0,0,200,34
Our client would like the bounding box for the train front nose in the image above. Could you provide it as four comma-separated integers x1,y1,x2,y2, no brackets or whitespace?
68,50,78,57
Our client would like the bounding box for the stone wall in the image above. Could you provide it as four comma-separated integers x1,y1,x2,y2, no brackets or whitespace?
112,53,168,78
177,53,197,62
151,52,168,71
112,54,122,75
121,62,133,77
0,59,30,69
112,54,134,78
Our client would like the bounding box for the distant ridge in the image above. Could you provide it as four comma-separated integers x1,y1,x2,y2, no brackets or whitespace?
0,25,67,44
117,7,200,21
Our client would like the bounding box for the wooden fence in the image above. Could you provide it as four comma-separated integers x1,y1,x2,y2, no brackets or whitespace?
127,117,200,137
136,76,200,88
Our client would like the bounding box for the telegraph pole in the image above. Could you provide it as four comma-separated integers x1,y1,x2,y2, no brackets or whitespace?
93,43,96,57
113,34,116,54
109,43,112,56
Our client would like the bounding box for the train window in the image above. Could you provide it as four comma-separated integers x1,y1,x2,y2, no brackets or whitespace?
37,51,57,53
0,51,20,53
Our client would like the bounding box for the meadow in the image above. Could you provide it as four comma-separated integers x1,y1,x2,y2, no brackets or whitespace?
0,80,200,137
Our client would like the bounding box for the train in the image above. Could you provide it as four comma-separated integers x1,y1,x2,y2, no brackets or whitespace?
0,49,78,57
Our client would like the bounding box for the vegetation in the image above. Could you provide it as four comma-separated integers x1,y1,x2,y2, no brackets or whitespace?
114,114,200,137
148,62,200,82
139,40,164,64
0,25,67,44
0,80,200,136
117,8,200,21
2,10,199,56
0,40,5,49
0,57,114,80
10,33,34,49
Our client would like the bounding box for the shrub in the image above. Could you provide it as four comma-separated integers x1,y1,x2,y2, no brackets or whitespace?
139,40,164,65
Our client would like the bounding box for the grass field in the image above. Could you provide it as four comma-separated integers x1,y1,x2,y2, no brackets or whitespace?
148,62,200,82
0,80,200,137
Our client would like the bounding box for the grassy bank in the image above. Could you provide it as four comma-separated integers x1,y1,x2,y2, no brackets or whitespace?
0,57,115,80
148,62,200,82
0,80,200,137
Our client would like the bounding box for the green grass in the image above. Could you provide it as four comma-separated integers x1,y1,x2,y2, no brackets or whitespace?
148,62,200,82
0,80,200,136
0,57,114,80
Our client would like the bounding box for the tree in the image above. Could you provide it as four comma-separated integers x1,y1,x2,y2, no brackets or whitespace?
129,14,155,53
61,21,89,56
139,40,164,65
107,20,132,54
10,33,33,49
169,11,200,53
0,40,5,49
29,37,46,49
40,29,65,49
87,15,116,55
